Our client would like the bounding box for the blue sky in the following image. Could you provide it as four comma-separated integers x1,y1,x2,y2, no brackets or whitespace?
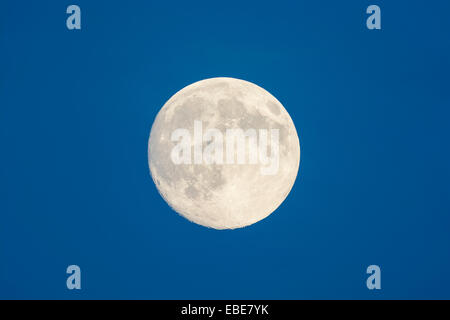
0,0,449,299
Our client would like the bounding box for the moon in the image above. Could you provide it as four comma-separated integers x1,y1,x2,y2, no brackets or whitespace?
148,77,300,229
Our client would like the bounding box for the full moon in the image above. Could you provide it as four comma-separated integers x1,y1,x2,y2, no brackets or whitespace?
148,77,300,229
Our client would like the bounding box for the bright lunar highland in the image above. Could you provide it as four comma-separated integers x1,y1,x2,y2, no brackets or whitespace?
148,77,300,229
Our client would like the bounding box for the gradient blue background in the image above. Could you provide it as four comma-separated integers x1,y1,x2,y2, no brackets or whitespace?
1,0,449,299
